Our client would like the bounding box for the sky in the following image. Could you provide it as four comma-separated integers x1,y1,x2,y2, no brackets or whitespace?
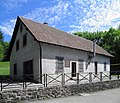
0,0,120,42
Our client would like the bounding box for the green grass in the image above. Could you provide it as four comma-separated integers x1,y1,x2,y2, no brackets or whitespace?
0,62,10,75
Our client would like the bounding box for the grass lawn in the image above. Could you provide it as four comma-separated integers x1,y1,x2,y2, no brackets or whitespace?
0,62,10,75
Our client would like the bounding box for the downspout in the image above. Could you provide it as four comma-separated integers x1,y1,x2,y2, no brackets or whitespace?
39,42,42,83
93,40,96,73
86,40,96,71
93,40,96,57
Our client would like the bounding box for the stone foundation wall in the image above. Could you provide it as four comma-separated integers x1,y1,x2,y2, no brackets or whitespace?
1,80,120,103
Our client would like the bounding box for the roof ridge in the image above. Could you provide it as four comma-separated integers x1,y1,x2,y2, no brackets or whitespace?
19,17,94,42
18,16,112,57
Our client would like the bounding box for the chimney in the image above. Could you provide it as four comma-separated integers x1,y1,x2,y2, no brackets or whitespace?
43,22,48,25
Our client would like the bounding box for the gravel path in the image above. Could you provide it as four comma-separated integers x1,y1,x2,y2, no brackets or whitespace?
28,88,120,103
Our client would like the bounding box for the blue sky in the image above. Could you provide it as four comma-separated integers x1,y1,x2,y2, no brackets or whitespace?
0,0,120,42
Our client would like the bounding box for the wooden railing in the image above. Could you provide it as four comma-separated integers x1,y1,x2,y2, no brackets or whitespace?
0,71,120,91
45,71,120,87
0,74,45,91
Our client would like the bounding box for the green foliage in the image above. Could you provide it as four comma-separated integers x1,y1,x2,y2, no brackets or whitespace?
0,62,10,75
0,30,4,61
74,31,105,46
0,43,4,61
0,29,10,61
3,42,9,61
74,27,120,64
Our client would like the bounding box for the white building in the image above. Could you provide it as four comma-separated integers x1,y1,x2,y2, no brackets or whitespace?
9,16,112,81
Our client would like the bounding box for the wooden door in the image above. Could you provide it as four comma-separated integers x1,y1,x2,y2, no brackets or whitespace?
23,60,33,81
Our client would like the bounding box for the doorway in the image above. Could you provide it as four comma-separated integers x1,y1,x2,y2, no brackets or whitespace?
71,62,76,77
94,62,98,75
23,60,33,81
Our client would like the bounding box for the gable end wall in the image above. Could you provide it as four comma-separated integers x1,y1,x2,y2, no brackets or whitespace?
10,23,40,77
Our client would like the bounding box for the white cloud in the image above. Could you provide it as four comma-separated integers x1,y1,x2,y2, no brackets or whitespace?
1,0,71,36
2,0,28,11
24,0,71,26
69,0,120,32
1,0,120,37
48,16,61,24
0,19,16,36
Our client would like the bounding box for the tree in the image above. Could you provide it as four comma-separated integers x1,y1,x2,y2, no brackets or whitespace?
3,42,9,61
74,31,104,45
0,29,10,61
74,27,120,64
0,30,4,61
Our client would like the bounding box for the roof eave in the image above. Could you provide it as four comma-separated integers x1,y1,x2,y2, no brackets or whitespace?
39,41,113,57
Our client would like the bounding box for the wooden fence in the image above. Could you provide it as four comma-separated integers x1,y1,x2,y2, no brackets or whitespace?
0,71,120,91
45,72,114,87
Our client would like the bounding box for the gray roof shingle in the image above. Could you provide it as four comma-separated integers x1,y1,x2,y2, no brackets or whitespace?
13,16,113,57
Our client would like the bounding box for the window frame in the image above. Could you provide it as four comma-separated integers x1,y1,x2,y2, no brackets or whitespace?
16,40,19,51
14,63,17,75
56,56,64,73
65,60,70,68
20,24,22,33
23,33,27,47
78,59,84,73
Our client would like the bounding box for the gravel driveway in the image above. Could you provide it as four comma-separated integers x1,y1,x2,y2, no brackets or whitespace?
27,88,120,103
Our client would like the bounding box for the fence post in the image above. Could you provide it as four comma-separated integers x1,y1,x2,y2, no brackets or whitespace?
43,74,46,87
1,82,2,91
23,82,24,90
100,72,102,82
46,74,47,87
109,72,111,80
89,72,92,83
77,73,79,85
62,73,65,87
22,75,24,90
24,75,27,90
0,76,2,91
117,75,119,80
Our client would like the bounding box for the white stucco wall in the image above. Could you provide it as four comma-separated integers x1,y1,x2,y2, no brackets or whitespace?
10,23,110,77
41,43,110,74
10,23,40,77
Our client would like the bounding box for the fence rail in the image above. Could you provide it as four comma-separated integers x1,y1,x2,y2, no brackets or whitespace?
0,71,120,91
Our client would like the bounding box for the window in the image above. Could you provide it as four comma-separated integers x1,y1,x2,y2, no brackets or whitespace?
104,62,106,71
23,33,27,47
14,64,17,75
78,59,84,72
16,40,19,51
20,24,22,33
65,60,70,67
56,57,64,73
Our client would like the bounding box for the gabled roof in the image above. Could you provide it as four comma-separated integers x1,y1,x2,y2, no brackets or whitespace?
9,16,113,57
